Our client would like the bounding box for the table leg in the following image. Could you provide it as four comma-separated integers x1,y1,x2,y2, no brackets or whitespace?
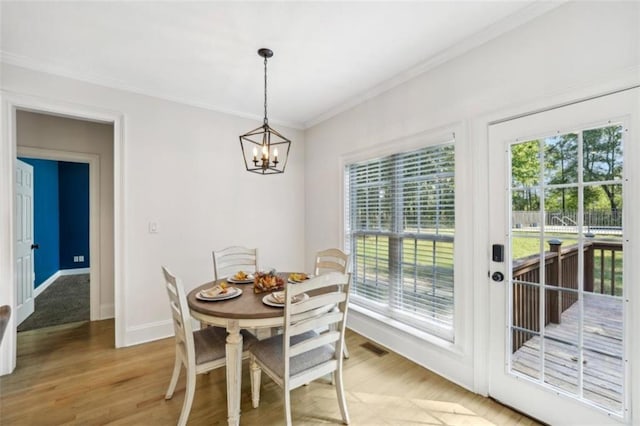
226,320,243,426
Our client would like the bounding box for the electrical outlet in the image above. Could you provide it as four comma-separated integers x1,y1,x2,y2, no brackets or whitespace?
149,221,159,234
79,255,84,262
73,256,79,262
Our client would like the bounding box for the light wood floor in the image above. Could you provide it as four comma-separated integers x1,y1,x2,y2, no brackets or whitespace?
1,320,540,425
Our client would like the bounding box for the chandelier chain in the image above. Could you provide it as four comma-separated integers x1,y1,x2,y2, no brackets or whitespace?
263,56,268,125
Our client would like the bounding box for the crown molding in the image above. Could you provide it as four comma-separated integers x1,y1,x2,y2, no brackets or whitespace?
304,1,567,129
0,51,304,130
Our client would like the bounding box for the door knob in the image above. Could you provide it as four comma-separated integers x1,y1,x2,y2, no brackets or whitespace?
491,272,504,282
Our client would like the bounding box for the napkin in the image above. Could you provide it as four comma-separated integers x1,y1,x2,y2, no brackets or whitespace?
270,291,303,304
271,291,286,304
201,285,231,298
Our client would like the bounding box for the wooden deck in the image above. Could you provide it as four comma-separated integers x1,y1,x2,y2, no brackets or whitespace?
511,294,624,413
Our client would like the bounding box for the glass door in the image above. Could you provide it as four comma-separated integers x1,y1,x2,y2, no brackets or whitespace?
488,89,638,425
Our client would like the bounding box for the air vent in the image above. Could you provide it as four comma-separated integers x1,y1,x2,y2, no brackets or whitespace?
361,342,388,356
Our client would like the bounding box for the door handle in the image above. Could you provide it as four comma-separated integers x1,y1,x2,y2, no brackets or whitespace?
491,271,504,282
31,243,39,250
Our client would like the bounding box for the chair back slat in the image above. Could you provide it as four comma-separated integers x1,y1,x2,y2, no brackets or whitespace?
162,266,195,363
290,292,345,315
314,248,350,275
212,246,258,279
287,272,349,296
289,330,340,357
290,311,343,336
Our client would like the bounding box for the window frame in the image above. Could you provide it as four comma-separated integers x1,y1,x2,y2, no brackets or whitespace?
340,125,464,344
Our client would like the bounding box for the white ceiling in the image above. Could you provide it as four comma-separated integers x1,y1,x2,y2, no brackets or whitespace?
1,1,555,129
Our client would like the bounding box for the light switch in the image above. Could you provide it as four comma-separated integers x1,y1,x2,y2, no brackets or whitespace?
149,222,159,234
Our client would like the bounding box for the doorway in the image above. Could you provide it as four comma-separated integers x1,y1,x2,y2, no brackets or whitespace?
487,89,638,424
0,97,124,376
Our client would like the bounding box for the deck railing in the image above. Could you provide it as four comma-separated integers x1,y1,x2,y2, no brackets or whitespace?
511,239,623,352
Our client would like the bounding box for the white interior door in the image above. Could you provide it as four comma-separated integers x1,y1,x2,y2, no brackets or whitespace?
488,89,639,425
15,159,35,325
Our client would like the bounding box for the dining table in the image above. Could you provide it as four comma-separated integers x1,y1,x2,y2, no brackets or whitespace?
187,272,330,426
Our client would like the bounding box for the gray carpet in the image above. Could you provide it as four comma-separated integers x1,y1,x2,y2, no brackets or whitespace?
17,274,90,332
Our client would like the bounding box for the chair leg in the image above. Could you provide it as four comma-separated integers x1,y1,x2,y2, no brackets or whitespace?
178,369,196,426
284,389,293,426
249,356,262,409
165,355,182,399
343,343,350,359
335,368,350,425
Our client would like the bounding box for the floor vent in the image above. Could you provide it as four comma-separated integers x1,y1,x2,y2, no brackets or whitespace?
361,342,388,356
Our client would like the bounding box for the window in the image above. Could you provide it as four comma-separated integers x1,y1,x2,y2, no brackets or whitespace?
345,140,455,341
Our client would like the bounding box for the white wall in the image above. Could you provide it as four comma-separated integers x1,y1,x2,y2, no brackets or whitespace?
304,1,639,391
0,63,305,353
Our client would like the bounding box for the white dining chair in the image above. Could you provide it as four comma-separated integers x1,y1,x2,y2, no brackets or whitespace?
314,248,350,276
249,272,352,426
212,246,259,280
161,266,256,426
0,305,11,345
314,248,351,359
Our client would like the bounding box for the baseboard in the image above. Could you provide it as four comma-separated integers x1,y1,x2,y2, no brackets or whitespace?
58,268,90,276
34,268,91,298
99,303,114,319
124,319,173,347
34,271,62,298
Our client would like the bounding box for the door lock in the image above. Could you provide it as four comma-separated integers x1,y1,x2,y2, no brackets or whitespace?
491,271,504,282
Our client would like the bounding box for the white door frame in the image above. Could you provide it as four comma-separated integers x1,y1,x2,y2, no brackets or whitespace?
17,147,101,322
470,82,639,425
0,91,126,375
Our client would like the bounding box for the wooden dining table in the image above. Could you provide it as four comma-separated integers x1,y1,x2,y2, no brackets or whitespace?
187,273,329,426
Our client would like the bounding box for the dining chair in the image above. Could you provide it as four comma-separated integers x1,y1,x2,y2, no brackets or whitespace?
0,305,11,345
249,272,351,426
212,246,259,280
314,248,351,359
161,266,256,426
314,248,350,276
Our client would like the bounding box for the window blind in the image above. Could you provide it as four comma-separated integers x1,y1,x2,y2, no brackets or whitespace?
345,142,455,341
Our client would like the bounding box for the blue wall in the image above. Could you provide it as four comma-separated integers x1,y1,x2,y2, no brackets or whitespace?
19,158,60,286
18,158,90,287
59,162,90,269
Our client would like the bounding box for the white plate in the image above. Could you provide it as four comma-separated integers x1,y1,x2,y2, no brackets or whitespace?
262,292,309,308
287,274,314,284
196,287,243,301
227,274,254,284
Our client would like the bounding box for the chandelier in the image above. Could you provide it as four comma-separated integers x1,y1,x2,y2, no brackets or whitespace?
239,48,291,175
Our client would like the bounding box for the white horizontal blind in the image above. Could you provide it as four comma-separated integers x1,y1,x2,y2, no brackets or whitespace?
345,141,455,341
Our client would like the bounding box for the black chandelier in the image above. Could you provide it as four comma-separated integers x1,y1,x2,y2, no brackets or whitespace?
239,48,291,175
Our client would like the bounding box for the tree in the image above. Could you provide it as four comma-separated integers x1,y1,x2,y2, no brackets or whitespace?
583,126,623,213
511,140,540,211
544,134,577,212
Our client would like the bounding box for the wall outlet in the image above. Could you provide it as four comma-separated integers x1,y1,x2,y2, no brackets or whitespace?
149,221,159,234
79,255,84,262
73,256,79,262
